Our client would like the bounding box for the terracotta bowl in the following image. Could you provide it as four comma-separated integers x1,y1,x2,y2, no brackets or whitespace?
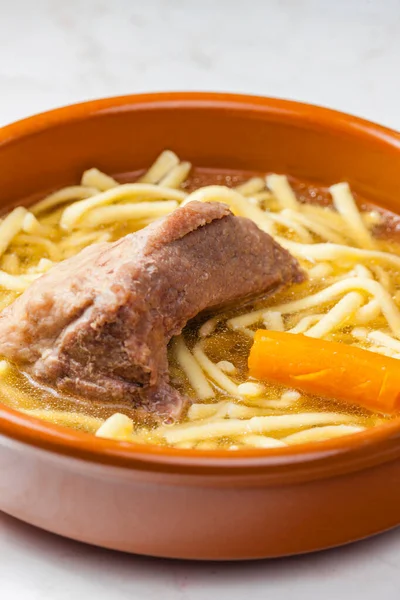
1,92,400,560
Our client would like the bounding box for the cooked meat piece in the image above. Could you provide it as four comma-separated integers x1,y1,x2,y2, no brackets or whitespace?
0,201,304,420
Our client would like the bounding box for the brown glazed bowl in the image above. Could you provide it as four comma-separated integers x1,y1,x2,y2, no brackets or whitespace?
1,92,400,560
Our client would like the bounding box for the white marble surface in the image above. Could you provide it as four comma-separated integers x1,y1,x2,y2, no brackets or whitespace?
1,0,400,598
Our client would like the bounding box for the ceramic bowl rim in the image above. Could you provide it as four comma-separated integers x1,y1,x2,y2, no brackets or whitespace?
1,91,400,481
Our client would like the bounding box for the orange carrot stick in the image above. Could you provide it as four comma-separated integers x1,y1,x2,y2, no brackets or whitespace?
248,330,400,414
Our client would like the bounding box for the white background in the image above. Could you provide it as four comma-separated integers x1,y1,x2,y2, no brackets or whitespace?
1,0,400,598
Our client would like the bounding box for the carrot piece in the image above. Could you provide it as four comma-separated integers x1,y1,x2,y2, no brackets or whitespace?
248,330,400,414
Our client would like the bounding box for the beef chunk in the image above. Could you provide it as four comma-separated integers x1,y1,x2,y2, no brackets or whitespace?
0,201,304,420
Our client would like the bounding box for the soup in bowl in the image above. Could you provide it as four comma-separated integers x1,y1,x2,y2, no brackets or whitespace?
1,93,400,559
0,150,399,449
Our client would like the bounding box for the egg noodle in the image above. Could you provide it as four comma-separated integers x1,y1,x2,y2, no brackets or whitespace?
0,150,398,449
